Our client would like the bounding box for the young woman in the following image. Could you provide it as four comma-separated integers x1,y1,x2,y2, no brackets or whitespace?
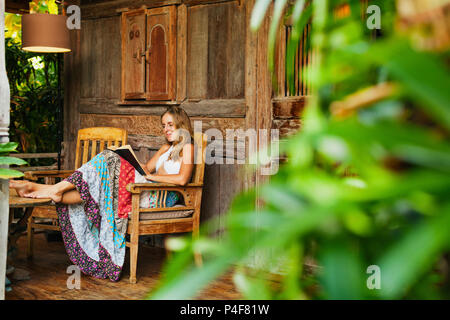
9,106,195,281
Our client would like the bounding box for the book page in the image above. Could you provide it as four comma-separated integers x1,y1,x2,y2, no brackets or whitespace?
107,144,147,175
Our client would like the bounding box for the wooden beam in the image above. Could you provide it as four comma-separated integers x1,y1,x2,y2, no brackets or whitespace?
80,113,246,136
80,0,241,20
81,0,181,19
128,134,166,150
183,0,239,7
10,153,59,159
15,165,59,172
272,118,302,138
79,98,246,118
182,99,246,117
272,96,308,119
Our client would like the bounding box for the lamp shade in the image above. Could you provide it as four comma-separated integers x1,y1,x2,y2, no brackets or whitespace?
21,14,71,53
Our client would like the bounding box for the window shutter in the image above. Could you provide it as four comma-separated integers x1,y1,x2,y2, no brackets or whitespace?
121,9,146,100
145,6,177,101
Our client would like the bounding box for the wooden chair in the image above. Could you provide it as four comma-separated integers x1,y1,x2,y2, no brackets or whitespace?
126,132,207,284
24,127,128,258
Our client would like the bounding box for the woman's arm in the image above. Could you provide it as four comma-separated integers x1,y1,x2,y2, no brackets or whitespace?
141,144,171,175
145,143,195,186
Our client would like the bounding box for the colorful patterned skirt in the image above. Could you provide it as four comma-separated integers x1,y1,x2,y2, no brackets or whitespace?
55,150,180,281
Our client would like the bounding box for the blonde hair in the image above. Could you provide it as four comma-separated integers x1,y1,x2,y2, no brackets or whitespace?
161,106,193,162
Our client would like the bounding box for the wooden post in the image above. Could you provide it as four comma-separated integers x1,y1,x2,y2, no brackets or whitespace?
244,0,275,269
0,0,11,300
129,193,140,284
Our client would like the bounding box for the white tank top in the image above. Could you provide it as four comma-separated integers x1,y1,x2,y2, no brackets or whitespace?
155,145,181,175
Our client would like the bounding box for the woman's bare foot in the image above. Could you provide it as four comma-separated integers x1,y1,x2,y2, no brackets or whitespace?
9,180,34,197
11,180,76,204
26,185,63,203
10,179,62,202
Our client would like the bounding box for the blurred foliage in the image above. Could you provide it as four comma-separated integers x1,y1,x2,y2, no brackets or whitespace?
4,13,22,44
29,0,59,15
149,0,450,299
5,35,59,167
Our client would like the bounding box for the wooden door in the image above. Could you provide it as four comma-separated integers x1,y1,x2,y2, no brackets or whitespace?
146,6,177,101
121,9,146,100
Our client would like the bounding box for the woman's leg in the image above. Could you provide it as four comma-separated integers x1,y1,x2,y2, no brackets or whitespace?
10,180,82,204
9,180,53,198
59,189,83,205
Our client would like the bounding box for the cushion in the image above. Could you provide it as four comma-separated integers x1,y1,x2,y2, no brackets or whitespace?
129,205,194,220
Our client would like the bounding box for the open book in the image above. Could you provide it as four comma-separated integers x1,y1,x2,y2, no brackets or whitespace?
107,144,147,176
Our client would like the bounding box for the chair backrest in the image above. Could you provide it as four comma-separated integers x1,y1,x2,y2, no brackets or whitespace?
191,132,207,184
74,127,128,169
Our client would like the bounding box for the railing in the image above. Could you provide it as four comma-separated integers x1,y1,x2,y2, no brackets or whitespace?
10,153,61,171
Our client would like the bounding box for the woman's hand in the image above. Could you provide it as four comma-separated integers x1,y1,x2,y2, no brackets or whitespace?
144,174,154,181
138,160,151,176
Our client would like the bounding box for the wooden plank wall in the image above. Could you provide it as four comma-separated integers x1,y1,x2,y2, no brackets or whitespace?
187,2,245,99
65,0,248,246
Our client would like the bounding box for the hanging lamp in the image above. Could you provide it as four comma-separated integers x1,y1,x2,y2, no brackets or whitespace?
21,13,71,53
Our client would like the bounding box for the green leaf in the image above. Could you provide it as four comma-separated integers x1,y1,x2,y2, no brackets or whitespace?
0,168,24,179
370,40,450,130
277,242,306,299
378,205,450,299
233,268,272,300
318,240,368,299
0,142,19,154
268,0,288,77
250,0,272,31
0,156,28,166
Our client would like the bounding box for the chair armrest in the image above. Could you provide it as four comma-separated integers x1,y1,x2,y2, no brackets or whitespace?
126,182,203,193
24,169,75,181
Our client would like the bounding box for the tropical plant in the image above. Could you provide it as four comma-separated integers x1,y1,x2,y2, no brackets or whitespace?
4,13,22,44
0,142,27,179
29,0,59,15
5,34,59,167
149,0,450,299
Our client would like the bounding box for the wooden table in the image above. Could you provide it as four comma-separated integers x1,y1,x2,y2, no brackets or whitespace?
9,189,53,248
